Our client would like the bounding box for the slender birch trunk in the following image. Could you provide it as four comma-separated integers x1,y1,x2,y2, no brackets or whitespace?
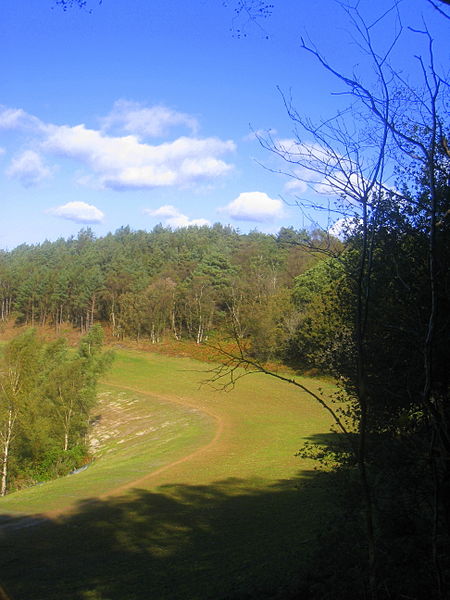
1,408,15,497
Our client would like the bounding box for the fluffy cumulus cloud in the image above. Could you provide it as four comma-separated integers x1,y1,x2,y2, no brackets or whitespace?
102,100,198,138
47,201,104,224
6,150,52,187
144,205,210,228
41,124,234,190
0,104,235,191
220,191,284,222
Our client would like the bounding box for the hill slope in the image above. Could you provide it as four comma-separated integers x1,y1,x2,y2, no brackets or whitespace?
0,349,338,600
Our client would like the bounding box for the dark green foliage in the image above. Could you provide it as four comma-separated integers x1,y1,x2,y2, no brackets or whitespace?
16,445,87,484
291,177,450,597
287,257,346,371
0,225,320,353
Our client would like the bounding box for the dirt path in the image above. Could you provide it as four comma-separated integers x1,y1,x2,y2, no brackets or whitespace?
97,383,225,499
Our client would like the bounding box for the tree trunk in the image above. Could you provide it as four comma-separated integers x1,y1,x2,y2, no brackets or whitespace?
171,308,180,340
1,440,9,496
110,298,116,336
90,293,96,328
196,317,204,344
1,409,14,497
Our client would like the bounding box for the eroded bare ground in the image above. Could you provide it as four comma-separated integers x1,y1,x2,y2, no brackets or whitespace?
88,388,205,459
89,390,157,455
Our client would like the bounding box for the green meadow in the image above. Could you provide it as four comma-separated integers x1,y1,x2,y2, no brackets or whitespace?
0,349,339,599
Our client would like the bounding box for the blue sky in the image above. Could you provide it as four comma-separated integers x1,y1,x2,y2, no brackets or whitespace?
0,0,448,249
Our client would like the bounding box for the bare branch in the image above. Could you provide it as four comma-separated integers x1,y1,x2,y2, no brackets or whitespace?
203,341,355,452
427,0,450,20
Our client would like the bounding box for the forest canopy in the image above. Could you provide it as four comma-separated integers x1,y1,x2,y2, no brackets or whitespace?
0,224,336,362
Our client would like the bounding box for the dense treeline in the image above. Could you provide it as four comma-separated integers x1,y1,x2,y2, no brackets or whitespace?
0,224,338,363
0,325,113,494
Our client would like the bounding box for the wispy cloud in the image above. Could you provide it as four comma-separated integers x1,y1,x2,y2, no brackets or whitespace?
0,106,43,131
219,191,284,222
102,100,198,138
277,139,372,200
284,177,309,194
47,201,104,224
6,150,52,187
144,205,210,228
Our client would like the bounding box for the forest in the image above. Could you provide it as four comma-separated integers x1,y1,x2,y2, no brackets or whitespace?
0,224,336,359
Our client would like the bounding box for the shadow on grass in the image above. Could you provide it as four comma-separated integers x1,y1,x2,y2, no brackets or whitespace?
0,464,351,600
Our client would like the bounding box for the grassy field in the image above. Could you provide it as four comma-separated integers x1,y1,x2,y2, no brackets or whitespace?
0,348,339,600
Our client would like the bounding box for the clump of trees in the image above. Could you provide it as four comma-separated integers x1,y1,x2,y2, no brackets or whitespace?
0,325,113,495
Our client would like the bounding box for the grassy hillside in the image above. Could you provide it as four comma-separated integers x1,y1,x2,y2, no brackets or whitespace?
0,348,339,600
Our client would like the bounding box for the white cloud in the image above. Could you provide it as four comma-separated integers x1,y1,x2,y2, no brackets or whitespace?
6,150,52,187
0,106,43,131
0,148,5,156
328,217,359,240
328,218,347,239
144,205,210,228
315,171,368,197
0,103,235,191
42,123,235,190
284,178,308,193
47,201,104,224
102,100,198,137
276,139,372,200
275,138,301,154
283,164,324,194
144,205,182,219
219,191,284,222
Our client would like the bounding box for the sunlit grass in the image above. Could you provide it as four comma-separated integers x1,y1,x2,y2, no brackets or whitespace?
100,349,337,484
1,348,337,515
0,348,340,600
0,384,214,515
